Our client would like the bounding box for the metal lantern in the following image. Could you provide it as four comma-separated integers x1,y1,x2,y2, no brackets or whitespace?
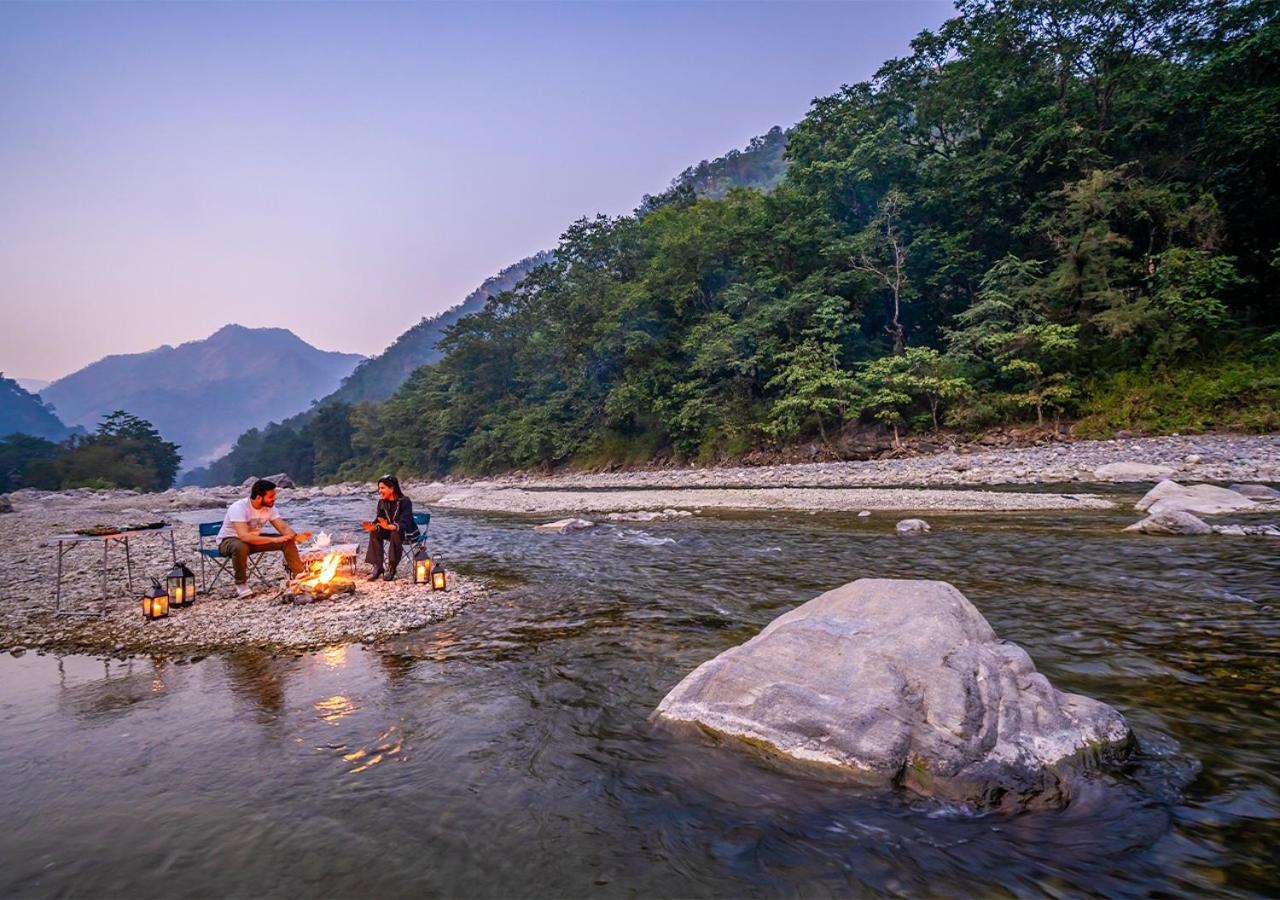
431,566,447,591
166,562,196,608
143,578,170,620
412,547,433,585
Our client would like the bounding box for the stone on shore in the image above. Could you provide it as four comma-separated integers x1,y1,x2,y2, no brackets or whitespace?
1123,510,1214,535
655,579,1130,810
1092,461,1177,482
1135,480,1257,516
896,518,930,534
533,517,596,534
0,496,12,513
1228,483,1280,500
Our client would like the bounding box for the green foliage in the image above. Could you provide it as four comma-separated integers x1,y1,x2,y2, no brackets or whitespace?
1077,353,1280,436
1,411,181,492
854,348,971,443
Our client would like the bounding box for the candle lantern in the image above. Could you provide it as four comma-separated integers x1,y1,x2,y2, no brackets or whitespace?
412,547,433,585
431,566,447,591
142,578,170,620
166,562,197,608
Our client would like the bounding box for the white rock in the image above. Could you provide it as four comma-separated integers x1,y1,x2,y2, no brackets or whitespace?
1135,480,1258,516
895,518,930,534
1227,483,1280,500
655,579,1130,810
1123,511,1214,535
857,510,871,517
533,518,596,534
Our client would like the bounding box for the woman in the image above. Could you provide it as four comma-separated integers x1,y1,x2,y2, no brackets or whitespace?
361,475,421,581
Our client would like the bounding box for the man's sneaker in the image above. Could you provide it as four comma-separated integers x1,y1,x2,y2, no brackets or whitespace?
235,583,254,598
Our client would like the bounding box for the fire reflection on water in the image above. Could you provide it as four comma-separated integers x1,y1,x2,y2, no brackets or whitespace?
314,695,356,723
342,725,403,774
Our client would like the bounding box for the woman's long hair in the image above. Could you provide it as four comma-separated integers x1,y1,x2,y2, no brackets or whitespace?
377,475,405,500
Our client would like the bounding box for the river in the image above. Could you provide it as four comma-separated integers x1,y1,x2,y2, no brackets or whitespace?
2,497,1277,896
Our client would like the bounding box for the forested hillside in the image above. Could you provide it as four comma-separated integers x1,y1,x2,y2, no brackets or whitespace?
202,0,1280,484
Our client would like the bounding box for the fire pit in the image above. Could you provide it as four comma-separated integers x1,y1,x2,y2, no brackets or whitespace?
287,552,356,603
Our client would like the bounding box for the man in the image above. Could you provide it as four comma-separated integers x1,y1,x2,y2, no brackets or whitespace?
217,479,313,597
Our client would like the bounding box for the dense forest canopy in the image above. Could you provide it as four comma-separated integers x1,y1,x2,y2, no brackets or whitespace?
204,0,1280,485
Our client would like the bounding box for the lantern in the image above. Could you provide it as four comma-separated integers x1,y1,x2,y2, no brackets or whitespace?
142,578,169,620
431,566,447,591
166,562,196,608
412,547,433,585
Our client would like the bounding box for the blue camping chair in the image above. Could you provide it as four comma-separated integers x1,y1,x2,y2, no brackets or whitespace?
198,521,269,591
412,511,431,548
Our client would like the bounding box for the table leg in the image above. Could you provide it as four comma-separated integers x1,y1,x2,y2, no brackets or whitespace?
54,541,64,612
169,529,177,563
124,537,133,593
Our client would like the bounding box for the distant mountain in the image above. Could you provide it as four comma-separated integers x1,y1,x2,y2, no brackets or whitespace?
0,374,76,441
14,377,51,394
41,325,363,466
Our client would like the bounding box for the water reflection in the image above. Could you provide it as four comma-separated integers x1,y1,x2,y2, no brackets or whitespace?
222,652,294,719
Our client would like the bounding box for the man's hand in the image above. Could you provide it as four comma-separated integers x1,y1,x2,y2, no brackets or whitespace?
295,531,313,543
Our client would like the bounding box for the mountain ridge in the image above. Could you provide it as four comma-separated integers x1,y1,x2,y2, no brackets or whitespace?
42,326,363,467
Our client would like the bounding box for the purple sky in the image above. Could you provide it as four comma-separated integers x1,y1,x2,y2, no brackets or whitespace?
1,0,954,382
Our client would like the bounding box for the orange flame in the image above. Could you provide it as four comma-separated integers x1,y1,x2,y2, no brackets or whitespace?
298,552,343,589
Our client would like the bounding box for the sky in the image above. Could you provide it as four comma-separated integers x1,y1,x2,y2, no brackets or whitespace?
0,0,955,383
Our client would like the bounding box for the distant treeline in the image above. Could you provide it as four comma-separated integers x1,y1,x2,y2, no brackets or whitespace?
1,412,181,493
198,0,1280,485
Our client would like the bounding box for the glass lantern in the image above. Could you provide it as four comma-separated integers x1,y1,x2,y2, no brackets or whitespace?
431,566,447,591
166,562,197,608
143,578,170,620
412,547,433,585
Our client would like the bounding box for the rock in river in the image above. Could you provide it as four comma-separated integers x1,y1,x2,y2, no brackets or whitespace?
1135,480,1257,516
895,518,930,535
655,579,1131,811
533,517,596,534
1123,510,1214,535
1228,483,1280,500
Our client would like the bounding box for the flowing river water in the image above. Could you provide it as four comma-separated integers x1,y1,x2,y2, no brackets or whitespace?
2,494,1277,897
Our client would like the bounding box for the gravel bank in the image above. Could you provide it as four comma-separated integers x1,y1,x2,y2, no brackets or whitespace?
473,434,1279,491
0,500,486,656
430,486,1113,515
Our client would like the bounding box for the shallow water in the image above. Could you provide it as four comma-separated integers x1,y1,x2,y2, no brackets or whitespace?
3,498,1278,897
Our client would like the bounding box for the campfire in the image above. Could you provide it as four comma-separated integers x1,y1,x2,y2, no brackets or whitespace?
288,552,355,603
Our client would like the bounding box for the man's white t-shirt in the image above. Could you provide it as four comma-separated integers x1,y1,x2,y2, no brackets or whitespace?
217,498,280,541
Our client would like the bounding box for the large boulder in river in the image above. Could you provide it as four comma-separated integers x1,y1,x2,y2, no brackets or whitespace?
1135,479,1257,516
1123,510,1213,535
895,518,930,535
656,579,1131,811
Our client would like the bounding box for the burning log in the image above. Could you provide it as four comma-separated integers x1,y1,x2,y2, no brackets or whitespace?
288,552,356,603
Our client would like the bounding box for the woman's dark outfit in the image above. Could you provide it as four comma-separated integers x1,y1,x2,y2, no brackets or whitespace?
364,496,421,576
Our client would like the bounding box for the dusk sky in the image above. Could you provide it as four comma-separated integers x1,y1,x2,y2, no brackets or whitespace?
1,0,954,383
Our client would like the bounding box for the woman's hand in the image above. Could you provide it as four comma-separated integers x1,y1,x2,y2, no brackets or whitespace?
361,521,375,532
377,517,396,531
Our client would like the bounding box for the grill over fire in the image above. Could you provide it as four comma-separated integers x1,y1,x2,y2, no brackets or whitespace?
288,551,355,602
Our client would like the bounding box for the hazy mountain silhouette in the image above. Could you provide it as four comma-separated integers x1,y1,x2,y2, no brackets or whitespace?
41,325,363,466
0,374,78,441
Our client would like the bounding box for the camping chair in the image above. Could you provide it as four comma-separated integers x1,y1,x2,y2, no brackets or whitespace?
198,522,269,591
412,512,431,549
